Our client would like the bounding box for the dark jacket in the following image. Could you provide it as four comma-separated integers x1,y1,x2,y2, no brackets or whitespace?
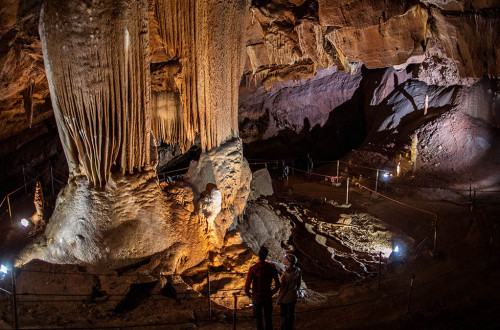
245,260,280,301
277,266,302,304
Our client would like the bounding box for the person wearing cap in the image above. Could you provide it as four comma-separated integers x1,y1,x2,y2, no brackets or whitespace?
277,253,302,330
245,246,280,330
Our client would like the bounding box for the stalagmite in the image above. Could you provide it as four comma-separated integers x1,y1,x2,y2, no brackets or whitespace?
411,133,418,173
39,0,151,186
424,94,428,116
30,181,45,229
153,0,250,151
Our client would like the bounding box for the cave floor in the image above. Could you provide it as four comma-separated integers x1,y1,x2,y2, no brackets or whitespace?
0,171,499,329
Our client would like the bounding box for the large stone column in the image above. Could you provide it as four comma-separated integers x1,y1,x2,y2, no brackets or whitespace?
18,0,251,270
40,0,152,187
153,0,250,151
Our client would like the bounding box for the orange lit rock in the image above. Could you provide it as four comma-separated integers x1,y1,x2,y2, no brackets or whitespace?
327,5,429,70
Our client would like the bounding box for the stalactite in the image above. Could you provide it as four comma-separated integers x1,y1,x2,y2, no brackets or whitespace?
23,77,35,128
265,31,301,66
40,0,151,187
153,0,249,152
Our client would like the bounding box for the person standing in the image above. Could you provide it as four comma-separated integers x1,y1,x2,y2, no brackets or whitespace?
278,254,302,330
245,246,280,330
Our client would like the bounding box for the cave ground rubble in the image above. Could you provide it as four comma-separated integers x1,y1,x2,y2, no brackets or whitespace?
0,170,499,329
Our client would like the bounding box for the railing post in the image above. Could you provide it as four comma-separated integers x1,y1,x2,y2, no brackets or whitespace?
22,165,27,194
378,251,382,289
50,166,55,195
207,269,212,319
407,273,415,314
233,293,238,330
375,169,379,192
7,195,12,224
11,268,18,330
346,178,350,205
336,160,339,182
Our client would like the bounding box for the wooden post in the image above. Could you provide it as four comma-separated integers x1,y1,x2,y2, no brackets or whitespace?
7,195,12,224
346,178,349,205
233,293,238,330
336,160,339,182
407,273,415,314
378,251,382,289
292,160,295,176
11,268,18,330
375,169,379,192
207,269,212,319
22,165,27,194
50,166,55,195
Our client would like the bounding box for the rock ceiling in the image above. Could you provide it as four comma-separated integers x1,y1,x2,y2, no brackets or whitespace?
0,0,499,156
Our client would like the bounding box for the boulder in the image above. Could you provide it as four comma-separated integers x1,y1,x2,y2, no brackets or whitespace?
248,168,273,201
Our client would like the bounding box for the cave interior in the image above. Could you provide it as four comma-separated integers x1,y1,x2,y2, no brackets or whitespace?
0,0,499,328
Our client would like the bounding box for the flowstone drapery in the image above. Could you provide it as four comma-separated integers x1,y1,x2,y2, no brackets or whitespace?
152,0,249,151
40,0,152,187
19,0,252,269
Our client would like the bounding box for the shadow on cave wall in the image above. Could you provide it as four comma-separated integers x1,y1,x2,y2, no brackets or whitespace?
241,66,378,164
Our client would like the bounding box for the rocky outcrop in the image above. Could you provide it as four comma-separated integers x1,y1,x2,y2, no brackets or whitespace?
241,0,498,90
17,138,251,270
430,7,499,78
248,168,274,201
239,66,362,142
327,5,429,70
236,200,292,262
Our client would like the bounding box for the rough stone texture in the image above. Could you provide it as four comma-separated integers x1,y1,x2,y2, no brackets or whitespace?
2,0,499,168
347,75,500,189
18,138,251,270
248,168,274,201
421,0,498,11
275,201,413,277
415,37,477,87
184,138,252,248
235,200,292,262
430,7,500,78
0,0,49,142
318,0,410,29
327,5,429,70
239,67,362,142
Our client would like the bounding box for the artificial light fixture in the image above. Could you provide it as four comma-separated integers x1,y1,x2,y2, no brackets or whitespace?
0,265,7,275
20,218,30,228
394,245,399,253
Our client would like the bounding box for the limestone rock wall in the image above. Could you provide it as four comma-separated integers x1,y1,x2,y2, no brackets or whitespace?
242,0,499,88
